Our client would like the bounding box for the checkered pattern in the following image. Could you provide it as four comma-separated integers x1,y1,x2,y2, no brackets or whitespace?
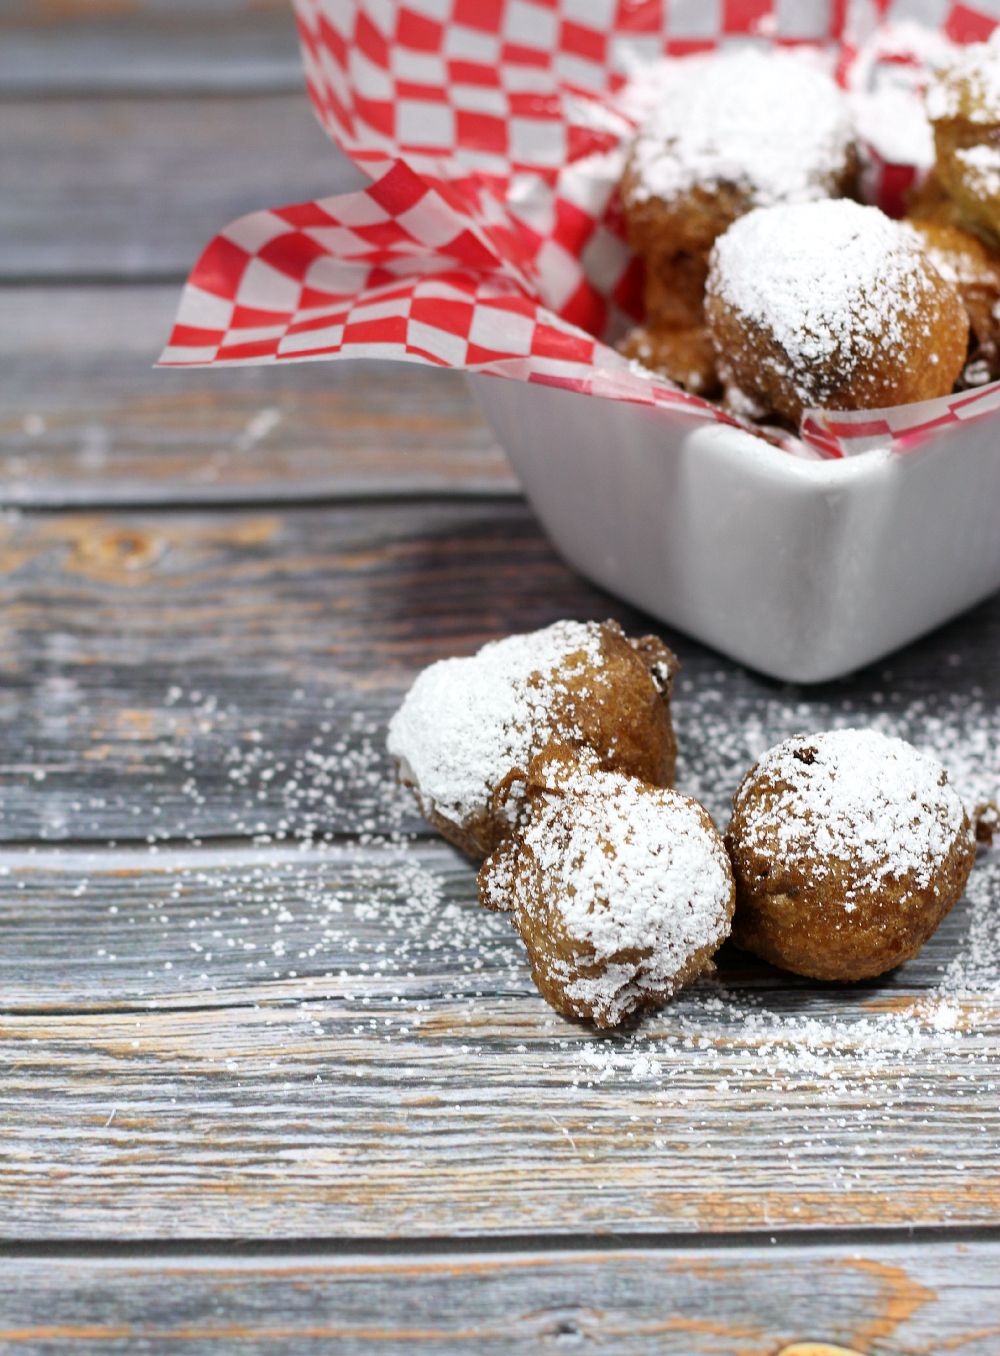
294,0,846,178
163,0,1000,459
803,378,1000,456
291,0,859,333
159,159,733,430
161,161,539,363
845,0,1000,49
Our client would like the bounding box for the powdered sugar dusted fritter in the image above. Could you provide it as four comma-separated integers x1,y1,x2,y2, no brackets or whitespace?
706,199,969,424
906,218,1000,383
725,729,976,982
619,48,854,385
623,48,853,214
926,28,1000,125
480,746,734,1027
926,30,1000,247
617,46,854,394
387,620,678,859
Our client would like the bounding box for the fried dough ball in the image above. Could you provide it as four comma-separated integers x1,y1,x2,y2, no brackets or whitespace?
927,31,1000,248
907,168,980,233
636,248,714,332
908,218,1000,382
621,48,854,334
617,323,721,396
386,620,679,859
705,200,969,425
725,729,976,982
479,745,735,1027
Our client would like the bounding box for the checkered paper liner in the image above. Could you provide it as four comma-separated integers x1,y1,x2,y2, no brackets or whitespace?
803,378,1000,455
161,0,1000,460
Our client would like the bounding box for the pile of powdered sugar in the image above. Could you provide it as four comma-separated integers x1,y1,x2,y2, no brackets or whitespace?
731,728,970,893
517,761,733,1023
624,47,852,208
708,200,931,382
386,620,604,831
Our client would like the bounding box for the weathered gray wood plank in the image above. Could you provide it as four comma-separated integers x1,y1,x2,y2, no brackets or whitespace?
1,1242,998,1353
2,96,367,281
0,839,998,1235
0,379,514,506
1,839,995,1008
1,291,513,505
0,499,997,844
3,0,289,16
0,500,578,842
0,12,304,96
3,987,998,1234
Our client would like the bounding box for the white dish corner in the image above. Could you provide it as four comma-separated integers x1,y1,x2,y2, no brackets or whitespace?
469,374,1000,683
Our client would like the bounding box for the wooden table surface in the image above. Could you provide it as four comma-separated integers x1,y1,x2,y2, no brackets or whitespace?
3,3,1000,1351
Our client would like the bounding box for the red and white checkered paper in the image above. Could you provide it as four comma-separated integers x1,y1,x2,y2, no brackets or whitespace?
161,0,1000,459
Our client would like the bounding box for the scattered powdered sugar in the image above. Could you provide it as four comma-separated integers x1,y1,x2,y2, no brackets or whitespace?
731,728,969,893
943,852,1000,994
625,47,852,208
670,683,1000,834
57,667,997,1191
574,987,985,1088
386,620,605,832
925,27,1000,124
708,200,931,386
527,763,731,963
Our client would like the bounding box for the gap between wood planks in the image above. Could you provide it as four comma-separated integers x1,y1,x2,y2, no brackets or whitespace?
2,1223,1000,1255
5,489,525,513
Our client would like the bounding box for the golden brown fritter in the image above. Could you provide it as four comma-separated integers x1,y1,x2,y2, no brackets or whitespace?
705,200,969,426
725,730,976,982
617,322,721,396
387,619,679,860
620,48,854,338
907,217,1000,380
479,744,735,1026
621,181,743,331
927,38,1000,249
907,168,982,233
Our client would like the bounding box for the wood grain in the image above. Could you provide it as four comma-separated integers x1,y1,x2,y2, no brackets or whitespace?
2,0,291,20
0,499,997,844
2,96,367,281
2,289,513,505
0,839,991,1008
0,373,515,506
4,8,1000,1305
0,500,616,842
0,1243,998,1353
3,990,998,1235
0,839,998,1235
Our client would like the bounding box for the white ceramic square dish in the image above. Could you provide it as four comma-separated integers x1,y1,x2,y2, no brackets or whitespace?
470,375,1000,683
